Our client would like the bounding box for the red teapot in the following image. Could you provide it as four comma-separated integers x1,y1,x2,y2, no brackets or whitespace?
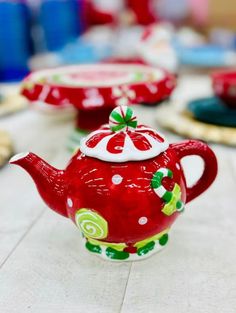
10,106,217,261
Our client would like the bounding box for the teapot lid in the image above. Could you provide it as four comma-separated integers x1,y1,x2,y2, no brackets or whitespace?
80,106,169,162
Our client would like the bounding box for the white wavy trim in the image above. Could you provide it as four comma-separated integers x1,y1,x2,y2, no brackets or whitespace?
80,128,169,163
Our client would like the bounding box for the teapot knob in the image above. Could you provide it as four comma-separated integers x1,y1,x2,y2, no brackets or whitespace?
109,106,138,132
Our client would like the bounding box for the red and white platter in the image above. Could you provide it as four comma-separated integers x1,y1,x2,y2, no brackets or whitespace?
21,64,176,110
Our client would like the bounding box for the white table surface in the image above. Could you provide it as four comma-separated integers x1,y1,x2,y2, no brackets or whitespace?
0,75,235,313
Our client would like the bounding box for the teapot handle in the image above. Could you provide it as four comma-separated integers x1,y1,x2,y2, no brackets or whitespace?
171,140,217,203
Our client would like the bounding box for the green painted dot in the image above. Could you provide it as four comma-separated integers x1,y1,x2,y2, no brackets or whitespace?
159,234,169,246
163,191,172,203
85,241,102,254
134,72,144,81
137,241,155,256
176,201,182,209
106,247,129,260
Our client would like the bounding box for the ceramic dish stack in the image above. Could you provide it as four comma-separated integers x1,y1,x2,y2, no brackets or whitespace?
156,70,236,146
21,64,176,151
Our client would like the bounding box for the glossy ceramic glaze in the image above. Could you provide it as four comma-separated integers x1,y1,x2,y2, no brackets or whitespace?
212,70,236,109
10,107,217,261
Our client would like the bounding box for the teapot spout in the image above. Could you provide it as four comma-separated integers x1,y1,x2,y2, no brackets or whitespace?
10,152,68,217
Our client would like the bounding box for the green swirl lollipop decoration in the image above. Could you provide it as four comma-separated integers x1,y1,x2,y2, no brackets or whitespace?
75,208,108,240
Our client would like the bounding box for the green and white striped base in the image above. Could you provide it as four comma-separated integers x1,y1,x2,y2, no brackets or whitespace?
82,232,169,262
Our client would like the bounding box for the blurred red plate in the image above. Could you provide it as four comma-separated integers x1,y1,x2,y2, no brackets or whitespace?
21,64,176,110
212,69,236,109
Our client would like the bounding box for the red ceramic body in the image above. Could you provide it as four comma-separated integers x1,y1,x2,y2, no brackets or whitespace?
66,146,184,244
212,70,236,109
64,140,217,244
11,139,217,259
15,140,215,245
